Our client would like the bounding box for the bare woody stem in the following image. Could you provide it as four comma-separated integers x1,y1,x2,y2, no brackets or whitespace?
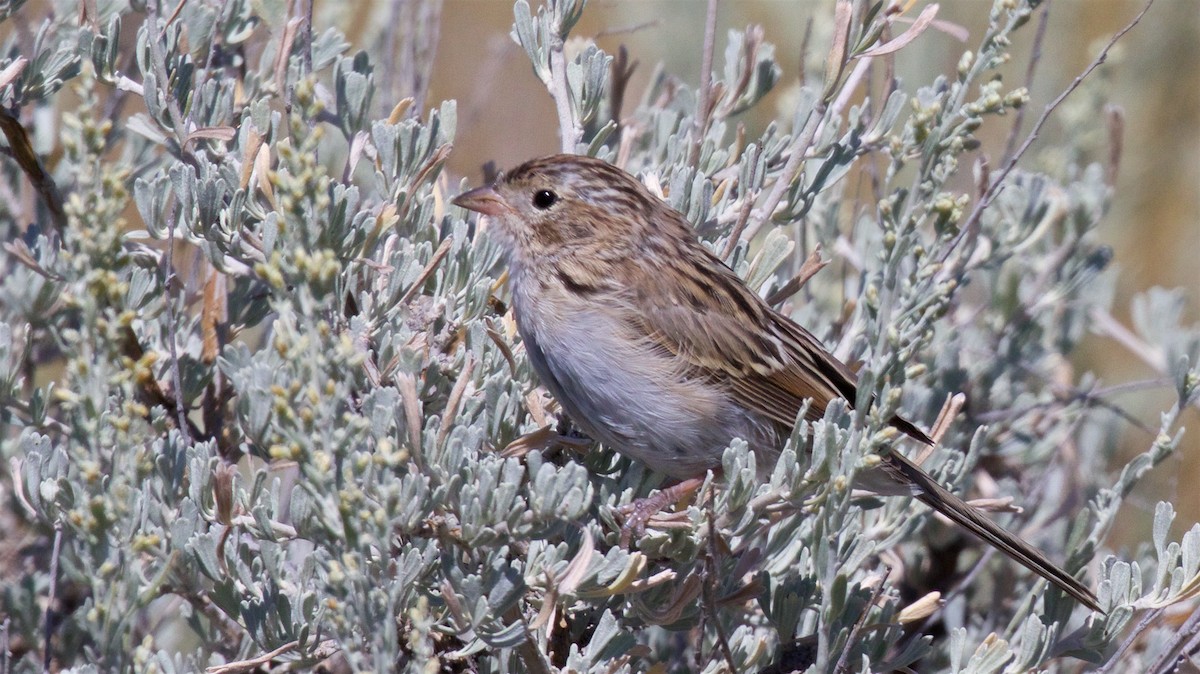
1002,0,1052,164
740,101,825,243
548,12,581,153
41,521,63,674
0,110,67,235
144,0,196,445
688,0,719,168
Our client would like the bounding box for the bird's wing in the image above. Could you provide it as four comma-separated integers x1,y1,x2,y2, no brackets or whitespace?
625,243,932,443
623,244,854,427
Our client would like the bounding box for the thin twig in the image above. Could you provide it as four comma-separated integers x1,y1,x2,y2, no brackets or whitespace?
1148,602,1200,674
972,387,1158,435
144,1,198,445
0,110,67,234
833,571,888,674
828,53,875,124
204,639,339,674
1001,0,1051,164
940,0,1156,263
741,103,825,242
1095,607,1165,674
719,189,756,260
163,206,193,445
118,326,208,442
548,9,580,153
925,392,967,452
703,490,737,673
1089,306,1166,372
688,0,719,169
1000,345,1162,431
595,19,659,39
1093,377,1176,397
1182,624,1200,671
302,0,315,76
181,589,251,653
41,520,63,674
398,237,454,305
742,29,876,245
765,243,828,306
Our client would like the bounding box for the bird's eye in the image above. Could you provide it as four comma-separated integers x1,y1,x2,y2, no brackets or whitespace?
532,190,558,210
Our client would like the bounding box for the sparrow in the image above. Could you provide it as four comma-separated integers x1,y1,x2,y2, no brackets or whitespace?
452,153,1100,611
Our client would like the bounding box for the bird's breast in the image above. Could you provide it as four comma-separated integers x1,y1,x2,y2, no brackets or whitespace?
510,270,775,478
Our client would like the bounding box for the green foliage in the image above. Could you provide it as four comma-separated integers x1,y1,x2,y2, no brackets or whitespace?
1,0,1198,672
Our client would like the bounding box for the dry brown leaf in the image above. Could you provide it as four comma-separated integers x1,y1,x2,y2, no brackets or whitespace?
857,4,940,58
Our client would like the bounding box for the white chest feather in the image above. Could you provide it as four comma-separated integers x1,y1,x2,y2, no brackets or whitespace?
510,271,770,478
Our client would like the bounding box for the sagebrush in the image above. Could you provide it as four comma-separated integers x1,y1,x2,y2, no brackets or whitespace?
1,0,1198,672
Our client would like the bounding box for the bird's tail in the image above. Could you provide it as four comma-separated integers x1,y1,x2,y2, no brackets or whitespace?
882,452,1102,612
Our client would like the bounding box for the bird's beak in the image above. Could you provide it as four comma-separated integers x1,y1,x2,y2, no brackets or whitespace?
452,186,509,217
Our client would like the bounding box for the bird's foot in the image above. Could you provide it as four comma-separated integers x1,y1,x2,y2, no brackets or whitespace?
615,477,704,547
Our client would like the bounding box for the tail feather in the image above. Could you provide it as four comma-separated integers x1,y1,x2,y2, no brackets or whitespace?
883,452,1101,612
888,414,934,446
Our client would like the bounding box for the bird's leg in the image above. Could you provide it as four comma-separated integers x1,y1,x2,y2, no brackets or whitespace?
615,477,705,547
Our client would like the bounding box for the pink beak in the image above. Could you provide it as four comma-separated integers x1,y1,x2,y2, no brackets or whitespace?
452,186,510,216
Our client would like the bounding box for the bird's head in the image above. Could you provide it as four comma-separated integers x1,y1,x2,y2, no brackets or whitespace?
452,154,680,264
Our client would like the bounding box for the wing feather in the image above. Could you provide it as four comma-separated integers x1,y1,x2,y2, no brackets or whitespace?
622,238,930,444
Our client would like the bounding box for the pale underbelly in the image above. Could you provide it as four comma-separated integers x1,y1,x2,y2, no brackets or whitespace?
516,303,777,478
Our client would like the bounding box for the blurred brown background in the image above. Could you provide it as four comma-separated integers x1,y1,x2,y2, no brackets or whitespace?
413,0,1200,548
